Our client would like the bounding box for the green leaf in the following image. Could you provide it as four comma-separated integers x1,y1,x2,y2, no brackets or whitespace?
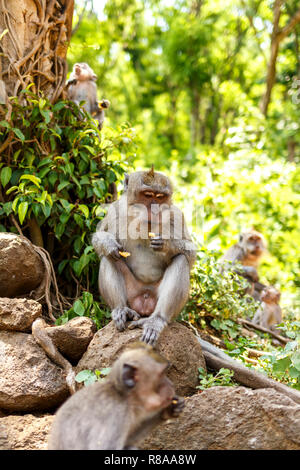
78,204,89,218
291,351,300,371
18,201,29,224
20,174,41,187
12,128,25,141
73,299,85,316
57,180,71,192
75,370,96,384
0,167,12,188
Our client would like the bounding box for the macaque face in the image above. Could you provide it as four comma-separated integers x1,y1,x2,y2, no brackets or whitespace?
134,360,173,412
138,190,170,209
244,233,265,256
261,287,280,303
74,63,95,81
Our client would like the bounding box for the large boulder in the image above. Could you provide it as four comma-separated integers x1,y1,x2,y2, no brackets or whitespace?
0,298,42,332
0,413,53,450
46,316,97,363
0,331,69,412
142,386,300,450
0,233,45,297
76,321,206,396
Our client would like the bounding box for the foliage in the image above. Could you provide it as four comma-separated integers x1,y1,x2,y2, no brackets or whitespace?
70,0,300,315
0,90,136,302
260,321,300,389
197,367,235,390
75,367,111,387
181,248,258,329
55,292,111,329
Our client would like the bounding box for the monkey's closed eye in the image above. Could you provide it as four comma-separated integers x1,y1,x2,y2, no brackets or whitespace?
144,191,155,198
156,193,165,199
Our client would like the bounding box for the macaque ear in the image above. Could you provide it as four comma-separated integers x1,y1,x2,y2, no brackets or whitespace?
239,234,244,243
123,173,129,191
122,364,137,389
91,73,97,81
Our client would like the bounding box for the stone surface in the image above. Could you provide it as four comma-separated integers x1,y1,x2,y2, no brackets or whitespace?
0,297,42,332
0,413,54,450
46,316,97,363
142,386,300,450
76,321,206,396
0,233,45,297
0,331,69,412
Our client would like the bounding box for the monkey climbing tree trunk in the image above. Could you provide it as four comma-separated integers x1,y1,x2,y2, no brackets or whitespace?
0,0,74,105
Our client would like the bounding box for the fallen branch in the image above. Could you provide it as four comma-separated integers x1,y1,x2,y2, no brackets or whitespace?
238,318,289,344
203,349,300,405
181,321,300,405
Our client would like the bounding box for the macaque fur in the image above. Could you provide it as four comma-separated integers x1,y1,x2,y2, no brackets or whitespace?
66,62,110,130
48,343,184,450
253,286,282,330
32,318,76,395
221,229,266,299
92,169,197,345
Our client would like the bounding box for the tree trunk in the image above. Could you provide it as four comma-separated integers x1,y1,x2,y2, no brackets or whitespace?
190,88,200,148
0,0,74,104
260,2,300,116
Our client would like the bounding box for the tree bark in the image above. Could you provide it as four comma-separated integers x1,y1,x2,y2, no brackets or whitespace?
0,0,74,104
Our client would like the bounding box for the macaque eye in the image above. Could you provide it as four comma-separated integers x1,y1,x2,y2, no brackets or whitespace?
156,193,165,199
144,191,155,198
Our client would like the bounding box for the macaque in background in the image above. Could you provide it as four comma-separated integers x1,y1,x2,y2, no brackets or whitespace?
66,62,110,129
252,286,282,330
221,229,267,299
48,343,184,450
92,168,197,346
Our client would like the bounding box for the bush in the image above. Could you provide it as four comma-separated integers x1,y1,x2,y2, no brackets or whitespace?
0,90,136,302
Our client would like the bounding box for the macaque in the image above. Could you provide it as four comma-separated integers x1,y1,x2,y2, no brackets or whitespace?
252,286,282,330
221,229,266,298
66,62,110,129
32,318,76,395
92,168,197,346
48,343,184,450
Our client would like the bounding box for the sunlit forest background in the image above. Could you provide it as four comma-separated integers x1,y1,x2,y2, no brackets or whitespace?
68,0,299,316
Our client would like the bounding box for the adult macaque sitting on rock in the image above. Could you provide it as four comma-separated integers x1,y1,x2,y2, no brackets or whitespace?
92,168,197,346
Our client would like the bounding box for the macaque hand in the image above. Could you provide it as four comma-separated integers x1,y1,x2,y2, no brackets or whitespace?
162,396,185,420
150,235,164,251
105,240,123,261
112,307,140,331
128,314,167,346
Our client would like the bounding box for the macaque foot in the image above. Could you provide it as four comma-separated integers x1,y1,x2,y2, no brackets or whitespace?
112,307,140,331
128,315,167,346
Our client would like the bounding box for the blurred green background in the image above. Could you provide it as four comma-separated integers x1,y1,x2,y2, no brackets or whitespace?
68,0,299,316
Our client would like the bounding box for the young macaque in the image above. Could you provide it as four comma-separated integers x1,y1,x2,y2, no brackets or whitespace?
66,62,110,129
252,286,282,330
92,168,197,346
48,343,184,450
221,229,266,298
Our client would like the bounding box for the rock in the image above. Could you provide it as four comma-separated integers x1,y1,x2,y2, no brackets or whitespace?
46,316,97,363
0,331,69,412
142,386,300,450
0,298,42,332
0,414,54,450
0,233,45,297
76,321,206,396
